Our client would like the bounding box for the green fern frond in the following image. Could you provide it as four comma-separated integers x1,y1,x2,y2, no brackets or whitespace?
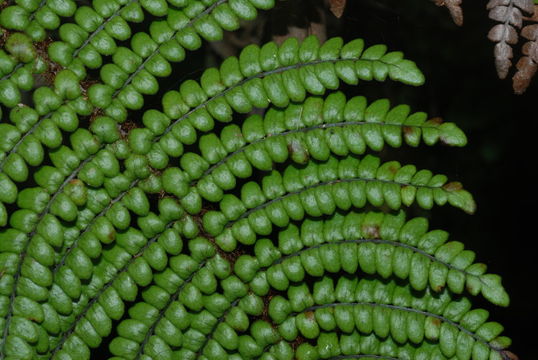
0,3,515,360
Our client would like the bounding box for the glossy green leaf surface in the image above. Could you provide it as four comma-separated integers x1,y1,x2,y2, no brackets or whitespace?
0,4,513,360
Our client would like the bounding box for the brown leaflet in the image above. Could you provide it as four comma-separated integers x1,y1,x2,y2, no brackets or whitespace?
488,24,519,43
512,57,537,93
329,0,347,18
489,6,523,27
487,0,534,79
502,350,520,360
523,4,538,21
487,0,534,13
433,0,464,26
488,24,518,78
493,42,514,79
512,23,538,93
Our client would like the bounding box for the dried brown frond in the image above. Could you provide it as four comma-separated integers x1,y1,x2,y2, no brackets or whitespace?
328,0,347,18
523,4,538,21
512,23,538,93
487,0,534,79
433,0,464,26
501,350,520,360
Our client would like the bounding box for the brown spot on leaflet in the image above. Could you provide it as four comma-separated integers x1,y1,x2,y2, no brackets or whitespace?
443,181,463,191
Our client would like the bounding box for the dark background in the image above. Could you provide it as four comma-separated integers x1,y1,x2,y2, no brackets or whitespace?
337,0,536,358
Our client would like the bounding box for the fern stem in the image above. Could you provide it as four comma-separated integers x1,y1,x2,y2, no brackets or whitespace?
255,342,401,360
199,295,503,360
194,297,241,358
27,0,47,23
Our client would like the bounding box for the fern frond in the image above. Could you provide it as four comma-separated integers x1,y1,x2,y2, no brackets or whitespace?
513,22,538,93
0,7,516,358
0,0,76,40
111,228,507,360
0,0,277,187
202,154,475,246
432,0,464,26
48,209,190,358
488,0,535,79
245,211,506,305
264,276,509,360
153,92,466,216
137,36,425,159
106,205,509,358
1,4,288,351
